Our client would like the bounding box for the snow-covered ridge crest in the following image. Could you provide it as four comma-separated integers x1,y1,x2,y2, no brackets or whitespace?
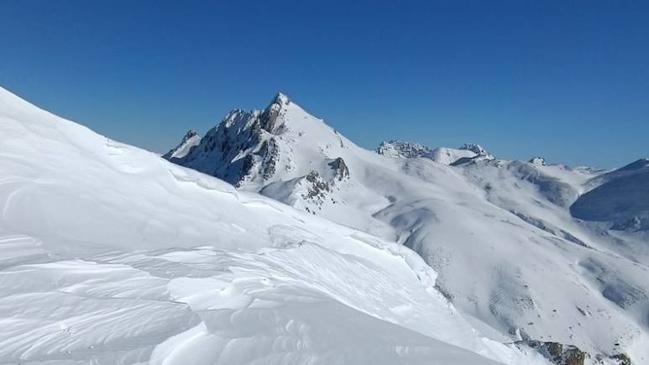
376,139,493,165
163,129,201,159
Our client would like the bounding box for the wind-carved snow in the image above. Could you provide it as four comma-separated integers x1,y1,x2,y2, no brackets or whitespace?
0,86,553,364
167,92,649,364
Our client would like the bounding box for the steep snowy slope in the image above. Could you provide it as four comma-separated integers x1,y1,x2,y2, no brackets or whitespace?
168,93,649,364
0,86,549,364
571,159,649,231
163,129,201,160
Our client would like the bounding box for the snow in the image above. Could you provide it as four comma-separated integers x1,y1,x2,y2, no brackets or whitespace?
571,159,649,227
166,92,649,364
163,130,201,160
0,86,552,364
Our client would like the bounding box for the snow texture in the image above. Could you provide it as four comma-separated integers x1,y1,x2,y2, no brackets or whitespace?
167,93,649,364
0,87,554,364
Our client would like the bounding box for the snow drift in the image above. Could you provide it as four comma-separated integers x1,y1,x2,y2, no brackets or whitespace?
0,86,552,364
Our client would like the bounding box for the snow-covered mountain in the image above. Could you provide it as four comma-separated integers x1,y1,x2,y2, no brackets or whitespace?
166,93,649,364
571,159,649,232
0,87,560,364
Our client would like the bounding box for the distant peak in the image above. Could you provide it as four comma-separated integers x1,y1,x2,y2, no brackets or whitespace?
377,140,433,159
182,129,199,141
459,143,488,156
529,156,546,166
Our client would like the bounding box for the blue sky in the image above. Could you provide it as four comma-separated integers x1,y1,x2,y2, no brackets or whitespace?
1,0,647,168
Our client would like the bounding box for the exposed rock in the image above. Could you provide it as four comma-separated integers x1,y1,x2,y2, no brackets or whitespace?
328,157,350,181
529,156,547,166
259,93,289,134
162,94,289,186
459,143,488,156
303,171,331,201
376,140,434,159
609,353,632,365
517,340,586,365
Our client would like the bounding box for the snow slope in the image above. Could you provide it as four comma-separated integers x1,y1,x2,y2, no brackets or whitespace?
0,86,550,364
167,93,649,364
571,159,649,231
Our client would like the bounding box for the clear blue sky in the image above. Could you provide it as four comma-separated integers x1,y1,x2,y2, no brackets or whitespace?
1,1,647,168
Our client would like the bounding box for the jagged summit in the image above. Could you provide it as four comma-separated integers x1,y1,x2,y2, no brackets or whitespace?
376,140,434,159
376,140,495,166
459,143,488,156
258,92,291,134
164,92,354,194
529,156,546,166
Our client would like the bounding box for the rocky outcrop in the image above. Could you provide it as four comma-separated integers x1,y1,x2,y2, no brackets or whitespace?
529,156,547,166
517,340,634,365
162,94,289,186
376,140,434,159
517,340,586,365
459,143,488,156
328,157,349,181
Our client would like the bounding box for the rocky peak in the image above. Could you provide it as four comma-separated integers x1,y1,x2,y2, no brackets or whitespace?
377,140,434,159
517,340,586,365
259,92,290,134
529,156,547,166
459,143,488,156
328,157,350,181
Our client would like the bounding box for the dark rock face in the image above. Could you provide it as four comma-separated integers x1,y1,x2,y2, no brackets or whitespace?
609,353,632,365
259,93,289,134
518,340,586,365
163,94,288,186
376,140,434,159
259,138,280,180
328,157,349,181
303,171,331,201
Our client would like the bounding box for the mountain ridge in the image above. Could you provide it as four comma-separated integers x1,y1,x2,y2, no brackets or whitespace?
164,92,649,364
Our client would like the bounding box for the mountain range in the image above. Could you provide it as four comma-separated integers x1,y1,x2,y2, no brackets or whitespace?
0,87,646,364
